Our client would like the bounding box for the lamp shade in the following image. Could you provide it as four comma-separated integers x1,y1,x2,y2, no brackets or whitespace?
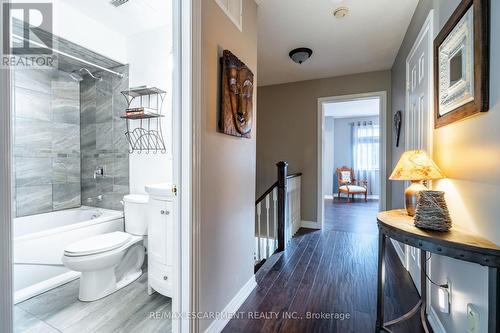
389,150,445,181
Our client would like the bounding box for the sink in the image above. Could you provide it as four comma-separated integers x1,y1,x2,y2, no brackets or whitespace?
145,183,174,199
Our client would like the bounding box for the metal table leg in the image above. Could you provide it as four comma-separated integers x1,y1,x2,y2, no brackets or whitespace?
376,233,386,332
420,250,430,333
489,267,498,333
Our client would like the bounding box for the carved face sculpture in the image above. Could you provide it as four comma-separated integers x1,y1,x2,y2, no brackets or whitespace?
220,50,254,138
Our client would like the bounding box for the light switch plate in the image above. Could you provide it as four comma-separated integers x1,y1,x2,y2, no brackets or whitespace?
467,303,480,333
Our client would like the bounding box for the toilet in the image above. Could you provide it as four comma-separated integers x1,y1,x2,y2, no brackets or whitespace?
62,194,149,302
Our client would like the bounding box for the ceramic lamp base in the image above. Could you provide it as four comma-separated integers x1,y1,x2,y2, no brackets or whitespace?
405,181,427,216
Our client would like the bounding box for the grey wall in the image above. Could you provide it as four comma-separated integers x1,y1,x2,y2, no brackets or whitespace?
80,66,130,211
199,0,258,331
391,1,498,332
13,68,81,217
257,71,391,222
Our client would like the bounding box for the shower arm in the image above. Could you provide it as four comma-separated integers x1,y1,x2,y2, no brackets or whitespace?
11,33,125,78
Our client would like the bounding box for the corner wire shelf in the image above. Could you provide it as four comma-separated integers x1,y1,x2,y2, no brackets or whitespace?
120,86,167,154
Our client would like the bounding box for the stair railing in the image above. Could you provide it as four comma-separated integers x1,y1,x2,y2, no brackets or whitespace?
255,161,302,271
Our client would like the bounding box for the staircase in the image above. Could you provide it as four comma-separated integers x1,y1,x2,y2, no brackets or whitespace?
255,161,302,271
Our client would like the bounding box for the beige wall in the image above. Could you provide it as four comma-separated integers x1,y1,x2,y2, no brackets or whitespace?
391,0,499,331
199,0,258,331
257,71,391,222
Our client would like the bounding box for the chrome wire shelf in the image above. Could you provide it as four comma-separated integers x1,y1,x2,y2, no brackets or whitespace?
120,86,167,154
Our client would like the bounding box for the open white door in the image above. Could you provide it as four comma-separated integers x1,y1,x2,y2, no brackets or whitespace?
404,10,434,294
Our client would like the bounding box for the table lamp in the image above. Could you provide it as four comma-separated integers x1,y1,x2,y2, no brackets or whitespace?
389,150,445,216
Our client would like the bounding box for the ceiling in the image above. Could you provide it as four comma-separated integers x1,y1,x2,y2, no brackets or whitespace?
63,0,171,36
257,0,419,86
324,98,379,118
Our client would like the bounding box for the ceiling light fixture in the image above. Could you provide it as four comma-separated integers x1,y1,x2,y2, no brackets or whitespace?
333,6,349,19
289,47,313,64
110,0,130,7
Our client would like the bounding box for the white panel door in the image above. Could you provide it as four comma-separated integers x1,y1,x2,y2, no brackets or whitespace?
405,12,434,295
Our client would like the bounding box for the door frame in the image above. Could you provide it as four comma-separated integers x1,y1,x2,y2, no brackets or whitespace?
0,0,200,331
0,1,14,332
317,91,388,229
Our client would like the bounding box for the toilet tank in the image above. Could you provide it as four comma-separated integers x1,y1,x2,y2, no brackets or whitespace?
123,194,149,235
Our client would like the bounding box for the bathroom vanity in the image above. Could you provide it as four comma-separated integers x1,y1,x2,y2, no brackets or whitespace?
145,183,176,298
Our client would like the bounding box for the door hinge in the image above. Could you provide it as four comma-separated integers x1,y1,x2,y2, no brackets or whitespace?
172,185,177,196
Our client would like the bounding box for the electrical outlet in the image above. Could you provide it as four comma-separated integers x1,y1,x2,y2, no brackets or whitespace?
467,303,480,333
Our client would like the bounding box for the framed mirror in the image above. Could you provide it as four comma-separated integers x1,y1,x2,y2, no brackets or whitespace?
434,0,489,128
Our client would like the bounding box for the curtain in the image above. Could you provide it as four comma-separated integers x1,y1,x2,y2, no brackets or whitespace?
351,121,380,197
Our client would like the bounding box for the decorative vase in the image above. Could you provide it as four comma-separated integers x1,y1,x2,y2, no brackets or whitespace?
414,190,452,231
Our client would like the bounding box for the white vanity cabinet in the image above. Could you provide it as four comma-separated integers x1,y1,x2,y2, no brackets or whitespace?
145,183,176,298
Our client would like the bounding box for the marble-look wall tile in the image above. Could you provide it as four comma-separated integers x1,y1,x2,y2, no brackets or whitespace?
14,68,82,217
80,79,96,125
14,68,52,94
14,117,52,155
81,178,96,204
52,123,80,154
52,97,79,125
14,87,51,121
81,124,96,152
16,185,52,217
80,66,129,211
53,183,81,211
15,157,52,186
96,88,112,124
53,156,80,184
96,122,113,151
52,76,80,125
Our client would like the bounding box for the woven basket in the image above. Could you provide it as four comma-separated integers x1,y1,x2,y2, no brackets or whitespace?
414,190,452,231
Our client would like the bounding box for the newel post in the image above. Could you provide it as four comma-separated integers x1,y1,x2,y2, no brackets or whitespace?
276,161,288,252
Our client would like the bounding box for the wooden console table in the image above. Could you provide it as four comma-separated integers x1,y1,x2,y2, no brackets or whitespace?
376,209,500,333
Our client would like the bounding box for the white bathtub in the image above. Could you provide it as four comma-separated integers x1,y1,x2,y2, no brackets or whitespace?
14,206,124,303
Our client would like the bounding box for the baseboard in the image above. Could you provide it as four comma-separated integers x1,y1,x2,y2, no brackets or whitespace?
427,305,447,333
301,220,321,229
204,275,257,333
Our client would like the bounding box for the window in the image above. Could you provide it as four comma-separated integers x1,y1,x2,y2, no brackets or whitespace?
353,124,379,171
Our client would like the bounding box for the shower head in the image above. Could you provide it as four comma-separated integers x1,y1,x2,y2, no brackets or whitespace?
69,68,102,82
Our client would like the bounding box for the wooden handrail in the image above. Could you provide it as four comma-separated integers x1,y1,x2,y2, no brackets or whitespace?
255,181,278,205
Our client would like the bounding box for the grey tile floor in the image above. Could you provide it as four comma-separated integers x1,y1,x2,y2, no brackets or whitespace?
14,273,172,333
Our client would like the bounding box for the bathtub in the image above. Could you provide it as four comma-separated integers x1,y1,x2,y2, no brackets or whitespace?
14,206,124,304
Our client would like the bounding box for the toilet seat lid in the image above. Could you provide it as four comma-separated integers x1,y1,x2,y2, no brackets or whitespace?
64,232,131,257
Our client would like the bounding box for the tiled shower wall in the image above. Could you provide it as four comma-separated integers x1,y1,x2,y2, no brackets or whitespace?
13,68,81,217
80,66,130,211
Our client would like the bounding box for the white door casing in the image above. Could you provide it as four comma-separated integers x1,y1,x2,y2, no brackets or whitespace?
317,91,388,229
404,10,434,295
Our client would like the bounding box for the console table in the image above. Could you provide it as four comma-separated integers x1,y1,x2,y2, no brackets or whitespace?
376,209,500,333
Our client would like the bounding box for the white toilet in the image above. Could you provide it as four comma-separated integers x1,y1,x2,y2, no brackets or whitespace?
62,194,149,302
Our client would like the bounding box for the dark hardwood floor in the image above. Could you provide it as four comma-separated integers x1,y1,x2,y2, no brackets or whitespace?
224,198,425,333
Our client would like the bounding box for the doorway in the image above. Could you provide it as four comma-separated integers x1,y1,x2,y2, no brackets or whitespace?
317,92,387,230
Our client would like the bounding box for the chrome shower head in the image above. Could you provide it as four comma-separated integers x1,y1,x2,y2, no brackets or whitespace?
69,68,102,82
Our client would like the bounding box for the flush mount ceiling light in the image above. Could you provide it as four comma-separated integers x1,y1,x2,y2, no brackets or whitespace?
289,48,313,64
110,0,129,7
333,6,349,18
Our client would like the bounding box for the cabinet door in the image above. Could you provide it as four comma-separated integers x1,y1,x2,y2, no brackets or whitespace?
148,199,173,266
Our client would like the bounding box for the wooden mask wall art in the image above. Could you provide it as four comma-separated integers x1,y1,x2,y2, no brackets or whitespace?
220,50,254,138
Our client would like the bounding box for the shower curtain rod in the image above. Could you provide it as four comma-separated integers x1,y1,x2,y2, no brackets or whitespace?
11,34,125,78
